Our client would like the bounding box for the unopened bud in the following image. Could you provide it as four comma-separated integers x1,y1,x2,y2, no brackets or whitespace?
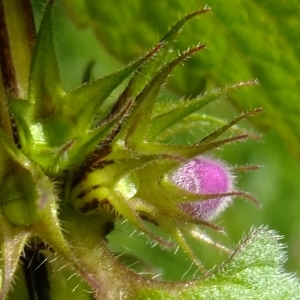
170,156,234,220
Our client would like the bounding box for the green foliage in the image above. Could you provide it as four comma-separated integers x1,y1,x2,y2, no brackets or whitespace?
0,0,299,299
62,0,300,159
60,0,300,276
135,227,300,300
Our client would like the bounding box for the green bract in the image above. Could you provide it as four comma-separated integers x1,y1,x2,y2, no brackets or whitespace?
0,1,299,299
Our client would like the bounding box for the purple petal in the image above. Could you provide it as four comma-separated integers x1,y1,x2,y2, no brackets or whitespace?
170,156,234,220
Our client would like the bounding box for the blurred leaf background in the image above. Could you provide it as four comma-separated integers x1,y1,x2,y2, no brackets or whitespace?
32,0,300,279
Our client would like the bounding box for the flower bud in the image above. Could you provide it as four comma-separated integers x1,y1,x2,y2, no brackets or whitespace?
170,156,234,220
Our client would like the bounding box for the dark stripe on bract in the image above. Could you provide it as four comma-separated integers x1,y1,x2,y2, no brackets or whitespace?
76,184,101,199
79,198,101,213
79,198,113,213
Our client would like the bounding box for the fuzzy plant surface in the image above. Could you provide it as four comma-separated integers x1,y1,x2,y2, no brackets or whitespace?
0,1,300,299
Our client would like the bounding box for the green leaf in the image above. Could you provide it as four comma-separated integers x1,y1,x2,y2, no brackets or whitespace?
63,43,163,129
29,0,64,118
122,9,211,102
135,227,300,299
0,215,29,299
63,119,119,170
116,45,205,150
7,99,34,152
62,0,300,159
149,81,258,140
0,128,59,226
200,108,262,144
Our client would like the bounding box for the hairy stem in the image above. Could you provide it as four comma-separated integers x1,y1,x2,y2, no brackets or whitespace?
0,0,35,98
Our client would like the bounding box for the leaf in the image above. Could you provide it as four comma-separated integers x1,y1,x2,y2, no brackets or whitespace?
63,43,163,129
61,0,300,159
28,0,64,118
199,108,262,143
122,9,210,102
117,45,205,149
149,81,259,140
0,216,30,299
135,227,300,299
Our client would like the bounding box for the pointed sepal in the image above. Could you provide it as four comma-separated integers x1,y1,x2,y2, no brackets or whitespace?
28,0,64,118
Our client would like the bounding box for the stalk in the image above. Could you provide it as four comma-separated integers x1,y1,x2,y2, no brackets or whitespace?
0,0,35,140
0,0,35,98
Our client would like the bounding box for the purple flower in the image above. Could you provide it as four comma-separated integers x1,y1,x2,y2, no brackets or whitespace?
170,156,234,220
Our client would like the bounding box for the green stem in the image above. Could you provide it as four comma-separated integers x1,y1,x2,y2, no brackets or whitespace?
0,0,35,99
0,0,35,141
0,0,35,140
0,71,13,139
59,204,199,299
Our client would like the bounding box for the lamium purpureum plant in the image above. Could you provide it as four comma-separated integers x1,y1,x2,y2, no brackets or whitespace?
1,0,300,299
